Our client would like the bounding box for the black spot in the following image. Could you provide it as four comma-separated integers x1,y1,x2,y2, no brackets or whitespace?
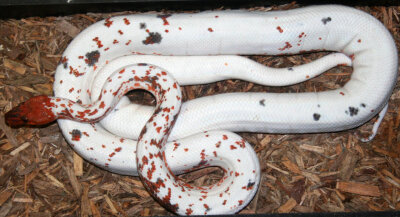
85,50,100,66
247,181,255,188
361,103,366,108
259,99,265,106
288,67,293,71
348,107,359,116
71,129,81,141
76,99,82,104
140,22,146,29
142,32,162,45
313,113,321,121
138,63,148,66
322,17,332,25
317,104,321,108
63,62,68,69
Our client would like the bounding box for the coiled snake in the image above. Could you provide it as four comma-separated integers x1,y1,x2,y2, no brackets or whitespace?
5,5,398,215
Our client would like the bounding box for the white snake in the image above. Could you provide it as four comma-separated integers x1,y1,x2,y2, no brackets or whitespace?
5,4,398,215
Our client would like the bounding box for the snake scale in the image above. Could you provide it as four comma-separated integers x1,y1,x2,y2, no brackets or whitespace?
5,5,398,215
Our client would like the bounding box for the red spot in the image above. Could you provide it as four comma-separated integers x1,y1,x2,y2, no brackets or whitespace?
159,16,170,25
215,15,219,18
78,56,84,59
104,18,113,27
113,39,119,44
222,200,227,205
125,40,132,45
178,27,182,30
173,143,179,151
358,39,362,43
278,42,292,51
92,37,103,48
165,29,169,33
340,92,345,96
222,135,228,140
119,68,125,74
69,66,85,77
230,145,237,150
147,161,156,179
102,144,106,148
99,101,106,109
156,127,162,133
235,139,246,148
200,149,206,160
69,87,74,93
298,32,305,38
213,151,217,157
349,54,355,60
186,208,193,215
276,26,283,33
184,148,189,152
142,156,148,165
83,132,89,137
115,147,122,152
319,37,322,40
123,18,130,25
208,28,214,32
235,172,240,177
60,56,68,64
238,200,244,205
120,138,125,143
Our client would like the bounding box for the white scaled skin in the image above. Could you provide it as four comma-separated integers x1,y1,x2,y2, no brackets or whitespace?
52,5,398,215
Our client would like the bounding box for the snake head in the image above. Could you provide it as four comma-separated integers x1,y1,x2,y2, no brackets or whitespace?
5,95,57,128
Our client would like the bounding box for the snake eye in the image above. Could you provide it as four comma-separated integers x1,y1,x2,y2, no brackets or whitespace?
21,116,28,122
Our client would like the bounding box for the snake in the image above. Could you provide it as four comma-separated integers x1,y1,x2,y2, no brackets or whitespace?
4,4,398,215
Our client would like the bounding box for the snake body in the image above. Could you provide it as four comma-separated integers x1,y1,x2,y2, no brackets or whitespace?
6,5,397,215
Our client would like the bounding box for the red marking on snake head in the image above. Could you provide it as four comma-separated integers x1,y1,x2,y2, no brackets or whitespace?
5,95,57,127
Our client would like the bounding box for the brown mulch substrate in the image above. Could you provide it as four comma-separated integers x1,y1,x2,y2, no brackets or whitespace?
0,3,399,217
